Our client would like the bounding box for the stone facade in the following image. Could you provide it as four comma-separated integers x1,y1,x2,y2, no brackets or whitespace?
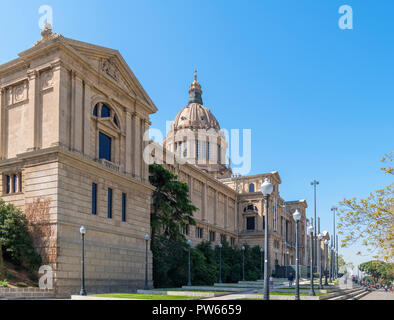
0,28,330,296
0,27,156,296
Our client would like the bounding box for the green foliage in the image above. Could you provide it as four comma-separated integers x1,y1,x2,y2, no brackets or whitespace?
338,152,394,261
0,242,4,280
0,199,41,271
149,164,196,241
359,260,394,284
0,279,8,287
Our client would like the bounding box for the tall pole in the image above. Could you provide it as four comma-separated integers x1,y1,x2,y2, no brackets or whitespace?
331,206,337,279
219,244,222,284
295,219,300,300
324,241,329,286
309,224,315,296
336,235,339,278
260,248,263,280
242,247,245,281
188,241,192,286
263,194,270,300
144,235,149,290
318,218,322,289
80,232,86,296
311,180,319,272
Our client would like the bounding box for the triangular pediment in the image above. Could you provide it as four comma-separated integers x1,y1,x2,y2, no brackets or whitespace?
63,38,157,113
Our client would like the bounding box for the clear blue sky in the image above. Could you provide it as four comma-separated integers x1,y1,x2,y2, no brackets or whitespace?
1,0,393,267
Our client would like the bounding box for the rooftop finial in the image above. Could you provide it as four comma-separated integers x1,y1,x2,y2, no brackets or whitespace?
41,23,53,38
188,69,203,105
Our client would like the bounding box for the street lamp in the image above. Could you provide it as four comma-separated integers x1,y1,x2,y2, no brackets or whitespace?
293,209,301,300
329,242,333,283
324,239,329,286
79,226,87,296
218,243,223,284
242,245,245,281
318,233,323,289
261,177,273,300
144,233,150,290
286,251,289,279
311,180,319,272
260,248,263,280
336,235,339,279
187,239,192,286
308,224,315,296
331,206,337,279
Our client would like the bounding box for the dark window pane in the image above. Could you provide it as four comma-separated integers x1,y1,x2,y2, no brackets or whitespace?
122,193,126,222
107,188,112,219
12,175,17,193
93,104,98,116
99,132,112,161
92,183,97,215
247,217,255,230
19,173,22,192
114,116,119,127
101,104,111,118
6,175,10,194
249,184,255,192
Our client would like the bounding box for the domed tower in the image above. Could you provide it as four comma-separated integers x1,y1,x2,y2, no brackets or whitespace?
164,71,232,178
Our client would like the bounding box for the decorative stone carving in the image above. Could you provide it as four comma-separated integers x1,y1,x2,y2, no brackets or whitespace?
4,81,28,106
41,69,54,90
101,58,119,82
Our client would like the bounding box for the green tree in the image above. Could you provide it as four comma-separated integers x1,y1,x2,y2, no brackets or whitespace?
0,200,41,271
338,152,394,261
358,260,392,283
0,241,4,280
149,164,196,241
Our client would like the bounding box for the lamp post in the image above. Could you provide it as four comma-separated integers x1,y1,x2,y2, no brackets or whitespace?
79,226,87,296
187,239,192,286
261,178,273,300
260,248,263,280
144,233,150,290
285,251,289,279
310,180,319,272
218,243,223,284
242,245,245,281
329,242,333,283
336,235,339,279
318,233,323,289
331,206,337,279
308,224,315,296
324,239,329,286
293,209,301,300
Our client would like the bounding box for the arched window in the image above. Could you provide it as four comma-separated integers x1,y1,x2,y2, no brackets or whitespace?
249,183,255,193
93,105,98,117
113,115,119,127
101,104,111,118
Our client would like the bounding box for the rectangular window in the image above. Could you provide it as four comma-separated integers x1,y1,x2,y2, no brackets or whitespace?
99,132,112,162
230,237,235,247
19,173,22,192
207,142,210,161
247,217,255,230
196,227,203,239
181,224,189,235
12,175,17,193
5,175,10,194
221,234,226,243
92,183,97,215
107,188,112,219
209,231,216,242
122,193,126,222
196,141,200,159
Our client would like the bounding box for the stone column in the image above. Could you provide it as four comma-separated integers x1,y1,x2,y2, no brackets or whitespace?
132,112,138,177
0,88,4,159
125,110,132,173
224,195,228,231
202,182,207,222
214,190,218,226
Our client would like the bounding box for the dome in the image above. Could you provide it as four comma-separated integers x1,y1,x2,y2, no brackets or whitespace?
171,70,220,131
172,103,220,131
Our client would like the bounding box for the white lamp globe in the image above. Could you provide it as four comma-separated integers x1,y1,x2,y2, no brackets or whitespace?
318,234,322,240
219,243,223,248
261,178,273,195
242,246,245,251
187,239,191,245
293,209,301,222
308,225,313,235
80,226,86,234
145,233,150,240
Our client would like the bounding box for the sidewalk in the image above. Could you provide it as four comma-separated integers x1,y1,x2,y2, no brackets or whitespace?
360,289,394,300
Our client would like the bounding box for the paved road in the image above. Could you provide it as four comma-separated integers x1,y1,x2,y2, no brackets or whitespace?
360,289,394,300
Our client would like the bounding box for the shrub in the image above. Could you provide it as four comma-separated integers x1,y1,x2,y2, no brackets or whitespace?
0,199,41,271
0,279,8,287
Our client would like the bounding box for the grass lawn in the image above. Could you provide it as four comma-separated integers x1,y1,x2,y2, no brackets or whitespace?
91,294,202,300
156,288,230,293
